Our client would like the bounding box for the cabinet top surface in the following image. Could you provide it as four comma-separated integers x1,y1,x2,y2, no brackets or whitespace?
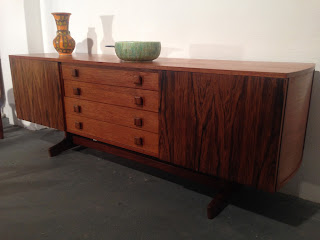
10,53,315,78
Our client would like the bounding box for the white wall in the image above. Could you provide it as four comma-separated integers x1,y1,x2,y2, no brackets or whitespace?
0,0,28,124
40,0,320,66
0,0,45,130
0,0,320,203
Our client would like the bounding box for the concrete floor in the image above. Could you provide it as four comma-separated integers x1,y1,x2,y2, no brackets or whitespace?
0,118,319,240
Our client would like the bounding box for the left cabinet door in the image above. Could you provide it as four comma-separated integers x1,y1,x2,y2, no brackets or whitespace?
10,57,65,130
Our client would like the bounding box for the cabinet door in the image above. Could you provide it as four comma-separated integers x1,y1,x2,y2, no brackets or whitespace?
10,57,65,130
159,71,287,192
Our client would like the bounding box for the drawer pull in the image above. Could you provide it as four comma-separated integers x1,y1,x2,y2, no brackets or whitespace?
72,69,79,77
134,118,143,127
134,75,143,85
134,137,143,146
73,87,81,95
75,121,83,130
134,96,143,106
73,105,81,113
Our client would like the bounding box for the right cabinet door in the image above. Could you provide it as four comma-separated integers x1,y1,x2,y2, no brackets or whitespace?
159,71,287,192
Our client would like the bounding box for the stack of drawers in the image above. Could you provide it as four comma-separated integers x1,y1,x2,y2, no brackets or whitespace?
62,64,159,157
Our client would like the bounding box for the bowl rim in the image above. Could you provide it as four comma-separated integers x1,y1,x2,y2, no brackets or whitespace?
51,12,72,15
116,41,161,44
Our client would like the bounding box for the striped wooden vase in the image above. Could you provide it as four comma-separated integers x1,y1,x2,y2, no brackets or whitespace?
52,12,75,55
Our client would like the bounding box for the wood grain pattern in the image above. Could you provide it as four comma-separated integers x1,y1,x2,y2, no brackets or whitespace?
66,114,159,156
10,54,315,78
62,63,159,91
277,71,314,189
9,57,65,130
64,80,159,112
159,71,288,192
64,97,159,133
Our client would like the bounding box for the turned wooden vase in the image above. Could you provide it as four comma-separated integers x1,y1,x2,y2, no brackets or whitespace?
52,12,75,55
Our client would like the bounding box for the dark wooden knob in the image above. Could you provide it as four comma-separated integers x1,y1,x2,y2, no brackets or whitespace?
73,105,81,113
134,75,143,85
134,137,143,146
72,69,79,77
134,118,143,127
73,88,81,95
134,96,143,106
75,121,82,130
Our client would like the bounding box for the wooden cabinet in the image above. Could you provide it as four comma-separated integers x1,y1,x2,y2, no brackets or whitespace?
9,53,315,218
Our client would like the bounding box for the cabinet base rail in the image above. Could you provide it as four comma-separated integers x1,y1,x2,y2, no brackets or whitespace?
49,133,237,219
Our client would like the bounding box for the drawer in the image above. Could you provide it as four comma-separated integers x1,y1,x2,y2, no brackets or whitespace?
64,97,159,133
66,114,159,156
64,80,159,112
62,64,159,91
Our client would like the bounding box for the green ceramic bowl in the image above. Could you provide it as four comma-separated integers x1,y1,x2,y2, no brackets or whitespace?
106,41,161,61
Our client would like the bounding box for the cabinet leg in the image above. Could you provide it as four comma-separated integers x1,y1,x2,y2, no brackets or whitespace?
0,112,3,139
207,184,237,219
48,133,76,157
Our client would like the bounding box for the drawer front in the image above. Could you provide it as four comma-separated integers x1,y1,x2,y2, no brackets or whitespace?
66,114,159,156
65,97,159,133
64,80,159,112
62,64,159,91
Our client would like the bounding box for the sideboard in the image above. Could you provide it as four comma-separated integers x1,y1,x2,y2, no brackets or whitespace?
9,54,315,218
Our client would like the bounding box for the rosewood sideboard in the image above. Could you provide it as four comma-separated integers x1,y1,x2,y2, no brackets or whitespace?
9,54,315,218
